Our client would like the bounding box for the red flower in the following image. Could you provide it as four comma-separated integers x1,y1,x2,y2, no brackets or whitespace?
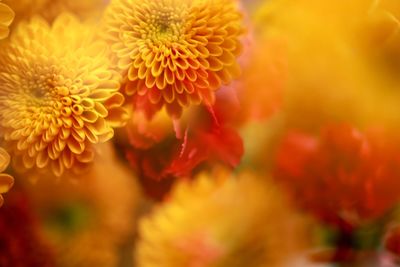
165,126,243,178
386,226,400,256
0,189,55,267
125,91,244,200
273,124,400,228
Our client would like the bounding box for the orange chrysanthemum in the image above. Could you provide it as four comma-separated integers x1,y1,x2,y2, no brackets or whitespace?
103,0,245,118
0,0,14,39
0,148,13,207
0,14,128,178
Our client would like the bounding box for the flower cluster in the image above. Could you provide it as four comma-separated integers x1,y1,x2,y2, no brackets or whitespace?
1,0,400,266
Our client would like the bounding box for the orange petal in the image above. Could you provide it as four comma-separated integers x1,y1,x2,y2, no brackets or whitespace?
0,148,10,172
0,174,13,194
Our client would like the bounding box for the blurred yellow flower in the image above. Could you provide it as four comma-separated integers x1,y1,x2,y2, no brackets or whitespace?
103,0,244,118
0,0,14,39
136,169,307,267
0,14,128,178
0,148,13,207
255,0,400,131
23,143,140,267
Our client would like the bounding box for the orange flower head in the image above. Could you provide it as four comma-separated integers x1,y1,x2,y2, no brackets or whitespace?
0,14,128,178
0,148,13,207
103,0,245,118
0,0,14,39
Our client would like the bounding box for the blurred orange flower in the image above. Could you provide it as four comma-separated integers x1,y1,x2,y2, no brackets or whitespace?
136,169,308,267
0,14,128,178
24,143,140,267
235,30,286,123
274,124,400,228
103,0,245,118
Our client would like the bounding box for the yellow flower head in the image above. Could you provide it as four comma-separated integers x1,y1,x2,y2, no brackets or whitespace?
0,0,14,39
103,0,245,118
0,14,128,178
0,147,13,207
136,169,307,267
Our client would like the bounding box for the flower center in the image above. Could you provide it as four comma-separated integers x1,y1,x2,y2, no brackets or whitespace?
24,74,55,107
32,87,46,99
142,2,188,46
21,67,74,115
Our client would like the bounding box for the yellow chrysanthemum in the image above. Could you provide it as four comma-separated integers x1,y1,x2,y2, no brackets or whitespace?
136,169,308,267
0,148,13,207
23,143,140,267
0,0,14,39
103,0,244,118
0,14,128,178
